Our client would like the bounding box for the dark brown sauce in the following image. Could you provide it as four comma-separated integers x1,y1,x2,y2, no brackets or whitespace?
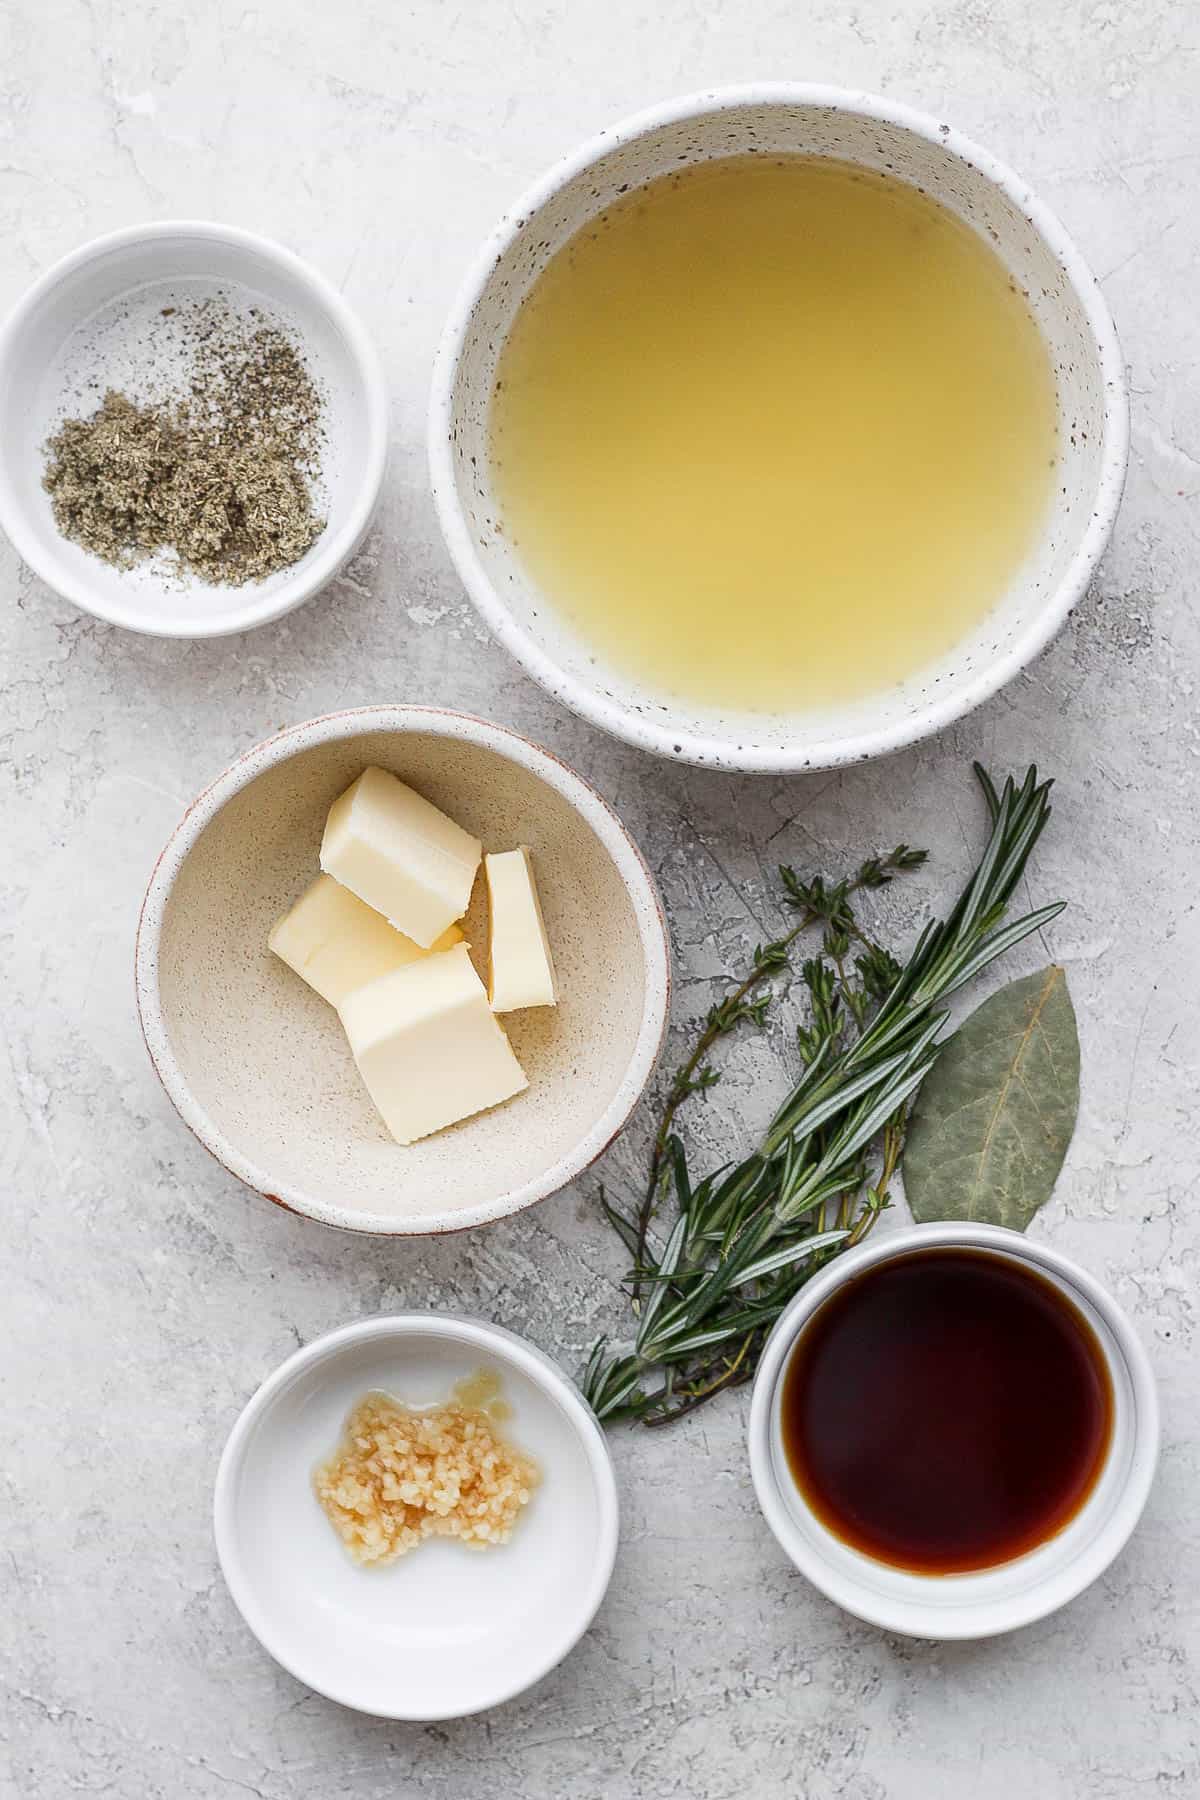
781,1248,1113,1574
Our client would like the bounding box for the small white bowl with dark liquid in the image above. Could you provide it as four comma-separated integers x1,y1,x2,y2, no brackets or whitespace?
747,1222,1158,1638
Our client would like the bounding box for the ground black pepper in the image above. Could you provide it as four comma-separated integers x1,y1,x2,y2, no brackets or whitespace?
42,300,327,586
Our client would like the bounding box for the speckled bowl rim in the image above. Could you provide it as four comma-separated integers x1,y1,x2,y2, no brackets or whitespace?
429,83,1130,772
213,1311,621,1719
0,219,388,638
747,1223,1160,1639
134,705,672,1236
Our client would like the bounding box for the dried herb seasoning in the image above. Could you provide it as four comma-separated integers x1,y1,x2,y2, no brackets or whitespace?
42,300,327,586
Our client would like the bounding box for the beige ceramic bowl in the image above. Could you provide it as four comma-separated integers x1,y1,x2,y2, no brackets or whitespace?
136,707,671,1234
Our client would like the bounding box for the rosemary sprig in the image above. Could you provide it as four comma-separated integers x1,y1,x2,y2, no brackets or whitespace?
583,765,1063,1426
630,841,926,1302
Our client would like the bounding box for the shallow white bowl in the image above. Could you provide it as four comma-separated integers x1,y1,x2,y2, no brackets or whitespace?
0,220,387,636
135,706,670,1235
430,85,1129,771
748,1223,1159,1639
214,1313,619,1718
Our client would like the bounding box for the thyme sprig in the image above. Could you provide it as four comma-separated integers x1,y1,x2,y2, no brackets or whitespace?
583,765,1063,1426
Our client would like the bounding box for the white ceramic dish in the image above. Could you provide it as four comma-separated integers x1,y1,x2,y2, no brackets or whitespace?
135,705,671,1235
0,220,387,636
214,1313,620,1718
430,85,1129,772
748,1223,1159,1639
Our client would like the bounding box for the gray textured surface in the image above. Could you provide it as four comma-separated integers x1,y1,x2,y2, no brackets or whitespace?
2,2,1197,1795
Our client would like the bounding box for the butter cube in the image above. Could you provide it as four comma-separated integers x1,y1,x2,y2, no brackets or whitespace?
320,767,481,949
339,943,528,1145
269,873,463,1008
485,848,558,1012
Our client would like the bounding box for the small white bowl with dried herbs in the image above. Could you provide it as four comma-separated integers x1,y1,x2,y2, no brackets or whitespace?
0,220,386,636
213,1313,620,1719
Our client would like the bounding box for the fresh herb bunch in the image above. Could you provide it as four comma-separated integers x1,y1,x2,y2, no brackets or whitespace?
582,765,1064,1426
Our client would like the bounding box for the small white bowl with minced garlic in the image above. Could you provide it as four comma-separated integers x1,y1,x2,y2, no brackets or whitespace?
213,1313,620,1719
136,705,670,1235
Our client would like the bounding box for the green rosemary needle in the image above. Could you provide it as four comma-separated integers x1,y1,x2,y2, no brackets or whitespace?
582,764,1064,1426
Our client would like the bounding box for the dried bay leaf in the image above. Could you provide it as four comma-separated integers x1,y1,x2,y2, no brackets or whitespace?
904,965,1079,1232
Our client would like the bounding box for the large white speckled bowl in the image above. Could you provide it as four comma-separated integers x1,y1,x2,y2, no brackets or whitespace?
430,85,1129,771
135,707,670,1235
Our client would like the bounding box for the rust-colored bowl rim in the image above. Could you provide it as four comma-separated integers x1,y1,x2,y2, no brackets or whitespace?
135,704,672,1236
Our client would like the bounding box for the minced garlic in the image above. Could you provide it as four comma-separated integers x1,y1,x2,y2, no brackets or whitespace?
313,1387,538,1566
